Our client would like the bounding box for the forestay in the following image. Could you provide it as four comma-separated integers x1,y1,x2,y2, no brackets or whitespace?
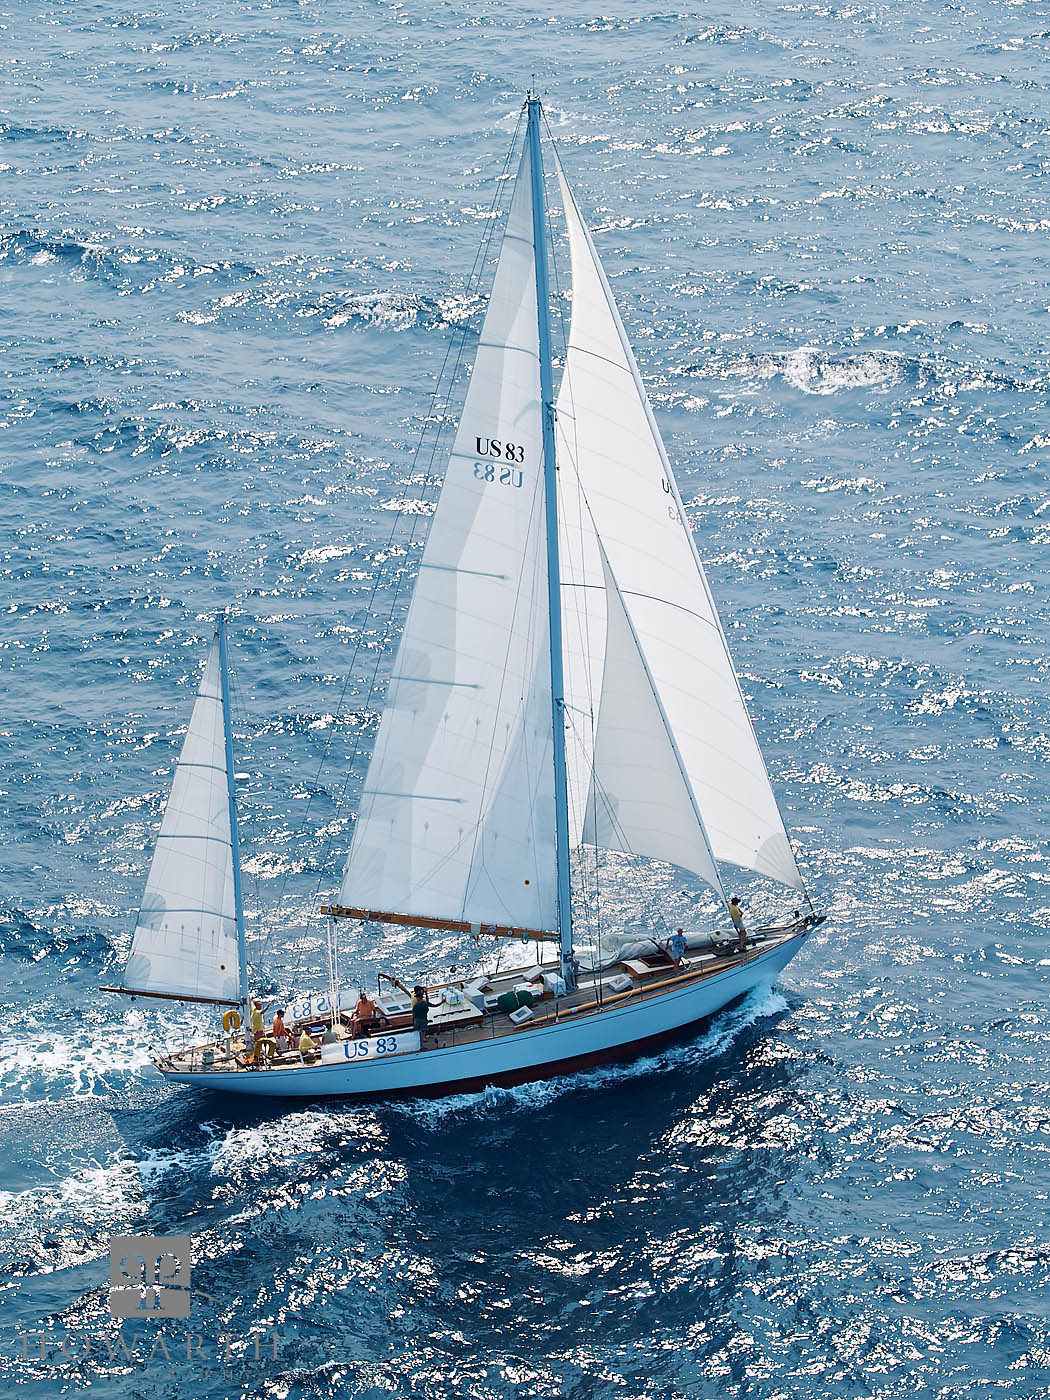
121,635,242,1002
554,155,803,890
339,146,559,930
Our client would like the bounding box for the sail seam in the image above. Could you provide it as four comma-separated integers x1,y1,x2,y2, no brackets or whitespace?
389,676,481,689
419,562,508,580
561,580,721,632
475,340,540,358
154,834,232,843
363,790,466,804
137,908,232,918
563,343,630,375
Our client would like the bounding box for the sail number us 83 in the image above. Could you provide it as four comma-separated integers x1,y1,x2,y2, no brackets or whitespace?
473,436,525,488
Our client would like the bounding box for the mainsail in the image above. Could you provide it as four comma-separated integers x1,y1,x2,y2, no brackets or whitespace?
120,631,243,1004
553,154,803,891
338,145,559,931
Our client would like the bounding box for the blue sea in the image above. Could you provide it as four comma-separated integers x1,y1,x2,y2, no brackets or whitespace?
2,2,1049,1396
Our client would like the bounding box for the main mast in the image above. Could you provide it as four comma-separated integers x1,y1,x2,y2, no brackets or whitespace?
527,95,575,989
216,611,251,1028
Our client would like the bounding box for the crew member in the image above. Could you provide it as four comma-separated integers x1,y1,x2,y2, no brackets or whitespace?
271,1008,290,1052
411,985,434,1039
352,991,380,1037
248,998,266,1051
728,896,747,953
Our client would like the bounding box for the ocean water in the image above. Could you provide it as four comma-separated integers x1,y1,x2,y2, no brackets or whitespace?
2,1,1049,1396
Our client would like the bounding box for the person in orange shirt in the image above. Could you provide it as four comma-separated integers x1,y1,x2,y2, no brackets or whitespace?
352,991,379,1037
272,1009,289,1052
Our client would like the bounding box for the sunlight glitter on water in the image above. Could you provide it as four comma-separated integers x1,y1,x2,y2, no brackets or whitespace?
2,1,1050,1396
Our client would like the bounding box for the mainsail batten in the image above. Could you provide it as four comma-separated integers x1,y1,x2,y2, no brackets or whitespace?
553,156,804,892
120,635,243,1004
338,145,560,931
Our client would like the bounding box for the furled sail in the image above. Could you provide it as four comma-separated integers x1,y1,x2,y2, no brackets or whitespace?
554,156,803,891
121,634,243,1003
338,146,559,930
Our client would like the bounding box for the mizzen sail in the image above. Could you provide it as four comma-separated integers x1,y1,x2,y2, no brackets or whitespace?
120,633,243,1003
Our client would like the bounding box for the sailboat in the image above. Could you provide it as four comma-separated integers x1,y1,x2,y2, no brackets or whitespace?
106,96,824,1099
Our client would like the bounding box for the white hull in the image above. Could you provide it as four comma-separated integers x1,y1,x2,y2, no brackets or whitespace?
158,931,808,1100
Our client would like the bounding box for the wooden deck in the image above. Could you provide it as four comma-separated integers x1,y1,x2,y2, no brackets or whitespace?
158,919,811,1078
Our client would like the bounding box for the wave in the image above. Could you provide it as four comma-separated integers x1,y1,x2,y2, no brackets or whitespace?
0,121,89,144
681,24,789,52
0,1016,162,1102
0,909,111,967
0,1097,386,1281
781,347,904,395
0,229,258,290
679,347,907,396
1,228,484,339
0,1158,147,1277
676,346,1036,398
321,289,482,332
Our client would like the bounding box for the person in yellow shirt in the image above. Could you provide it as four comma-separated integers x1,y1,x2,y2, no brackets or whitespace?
298,1029,319,1061
247,998,266,1052
728,897,746,953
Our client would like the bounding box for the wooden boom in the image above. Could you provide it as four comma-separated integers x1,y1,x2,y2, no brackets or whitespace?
319,905,559,944
100,985,242,1007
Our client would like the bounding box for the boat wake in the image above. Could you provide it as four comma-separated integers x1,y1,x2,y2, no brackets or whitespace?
0,1002,206,1104
390,985,790,1128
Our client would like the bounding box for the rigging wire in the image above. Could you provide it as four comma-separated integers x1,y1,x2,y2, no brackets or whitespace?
540,107,608,973
544,130,610,973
